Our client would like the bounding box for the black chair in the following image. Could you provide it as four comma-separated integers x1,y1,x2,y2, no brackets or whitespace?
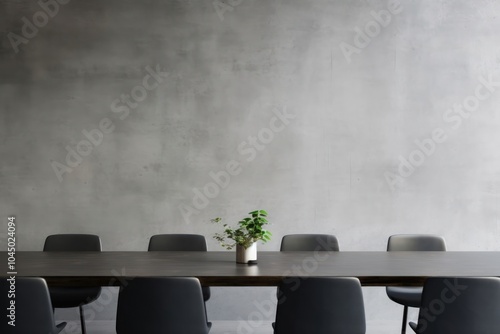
410,277,500,334
385,234,446,334
148,234,210,301
280,234,339,251
278,234,340,298
43,234,102,334
274,277,366,334
1,277,66,334
116,277,211,334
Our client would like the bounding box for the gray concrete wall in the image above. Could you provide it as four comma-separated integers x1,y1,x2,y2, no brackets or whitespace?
1,0,500,332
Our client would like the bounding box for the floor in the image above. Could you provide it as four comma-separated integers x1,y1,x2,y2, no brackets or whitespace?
59,320,397,333
60,321,271,334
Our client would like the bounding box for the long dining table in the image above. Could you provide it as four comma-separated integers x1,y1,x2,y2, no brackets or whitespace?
2,251,500,287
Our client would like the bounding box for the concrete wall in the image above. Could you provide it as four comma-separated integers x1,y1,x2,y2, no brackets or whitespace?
1,0,500,332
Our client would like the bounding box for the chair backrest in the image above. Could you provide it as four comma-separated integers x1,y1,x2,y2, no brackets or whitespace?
1,277,66,334
280,234,339,251
116,277,211,334
274,277,366,334
413,277,500,334
148,234,207,251
43,234,102,251
387,235,446,251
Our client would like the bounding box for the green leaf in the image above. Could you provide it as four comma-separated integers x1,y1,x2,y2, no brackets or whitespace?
211,209,271,249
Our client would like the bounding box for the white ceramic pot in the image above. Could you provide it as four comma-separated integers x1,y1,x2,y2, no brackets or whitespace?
236,242,257,264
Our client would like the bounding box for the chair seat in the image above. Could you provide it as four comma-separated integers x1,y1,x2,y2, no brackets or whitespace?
386,286,423,308
201,287,211,301
55,322,67,333
49,287,102,308
409,322,418,332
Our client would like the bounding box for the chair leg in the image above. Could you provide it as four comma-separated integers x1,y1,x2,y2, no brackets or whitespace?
401,305,408,334
79,305,87,334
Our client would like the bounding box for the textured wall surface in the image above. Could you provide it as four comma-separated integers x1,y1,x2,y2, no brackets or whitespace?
1,0,500,332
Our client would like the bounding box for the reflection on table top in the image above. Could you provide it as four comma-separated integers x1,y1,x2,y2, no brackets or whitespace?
2,251,500,287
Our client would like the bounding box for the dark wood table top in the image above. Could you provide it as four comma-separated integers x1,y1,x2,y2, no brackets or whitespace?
2,251,500,287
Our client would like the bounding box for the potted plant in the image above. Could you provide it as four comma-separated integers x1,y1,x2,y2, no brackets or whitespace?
211,210,272,264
